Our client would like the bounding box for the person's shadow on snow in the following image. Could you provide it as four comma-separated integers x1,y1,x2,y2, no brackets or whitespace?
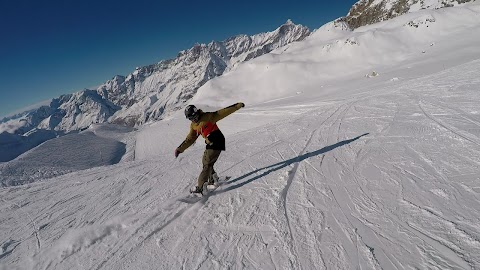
217,133,369,194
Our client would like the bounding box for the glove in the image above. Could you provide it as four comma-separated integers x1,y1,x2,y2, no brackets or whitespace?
174,149,181,158
237,102,245,108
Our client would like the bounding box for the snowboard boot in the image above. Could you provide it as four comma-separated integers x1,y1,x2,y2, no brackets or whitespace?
208,172,219,185
190,186,203,194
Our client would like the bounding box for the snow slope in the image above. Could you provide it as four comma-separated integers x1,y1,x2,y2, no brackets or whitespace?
0,124,135,187
2,3,480,270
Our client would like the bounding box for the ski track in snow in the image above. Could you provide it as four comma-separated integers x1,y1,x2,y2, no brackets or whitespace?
2,62,480,269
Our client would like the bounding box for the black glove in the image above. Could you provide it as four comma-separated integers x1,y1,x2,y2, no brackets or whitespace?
174,149,181,158
237,102,245,108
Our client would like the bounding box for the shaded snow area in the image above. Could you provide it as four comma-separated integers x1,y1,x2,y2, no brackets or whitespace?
0,130,60,162
0,124,135,187
2,3,480,270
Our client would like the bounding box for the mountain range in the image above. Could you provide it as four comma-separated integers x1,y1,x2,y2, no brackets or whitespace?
0,0,476,162
1,21,310,133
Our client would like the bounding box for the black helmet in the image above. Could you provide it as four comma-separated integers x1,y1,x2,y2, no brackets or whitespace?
184,105,200,121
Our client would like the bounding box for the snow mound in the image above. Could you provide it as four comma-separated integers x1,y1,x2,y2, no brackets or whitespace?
0,129,60,162
0,131,126,187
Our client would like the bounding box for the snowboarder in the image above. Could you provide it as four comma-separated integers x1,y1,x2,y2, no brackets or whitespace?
175,102,245,194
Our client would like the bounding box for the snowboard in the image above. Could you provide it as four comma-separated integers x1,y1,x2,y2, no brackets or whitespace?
178,176,231,203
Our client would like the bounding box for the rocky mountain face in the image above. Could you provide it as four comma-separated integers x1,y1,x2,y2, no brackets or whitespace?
2,90,119,134
1,20,310,136
101,20,310,126
344,0,476,29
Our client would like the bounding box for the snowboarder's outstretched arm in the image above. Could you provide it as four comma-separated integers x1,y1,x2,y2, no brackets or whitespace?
212,102,245,122
176,125,199,154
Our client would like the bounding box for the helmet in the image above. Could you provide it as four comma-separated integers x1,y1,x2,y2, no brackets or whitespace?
184,105,200,121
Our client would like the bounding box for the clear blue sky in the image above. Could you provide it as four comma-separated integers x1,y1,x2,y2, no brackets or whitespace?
0,0,356,118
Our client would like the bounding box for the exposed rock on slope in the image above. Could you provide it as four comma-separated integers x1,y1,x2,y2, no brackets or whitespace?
344,0,476,29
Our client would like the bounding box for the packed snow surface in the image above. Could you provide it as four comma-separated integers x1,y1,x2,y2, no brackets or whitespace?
1,3,480,270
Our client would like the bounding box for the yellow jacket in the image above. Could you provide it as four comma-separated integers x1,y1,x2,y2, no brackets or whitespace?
177,103,244,152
